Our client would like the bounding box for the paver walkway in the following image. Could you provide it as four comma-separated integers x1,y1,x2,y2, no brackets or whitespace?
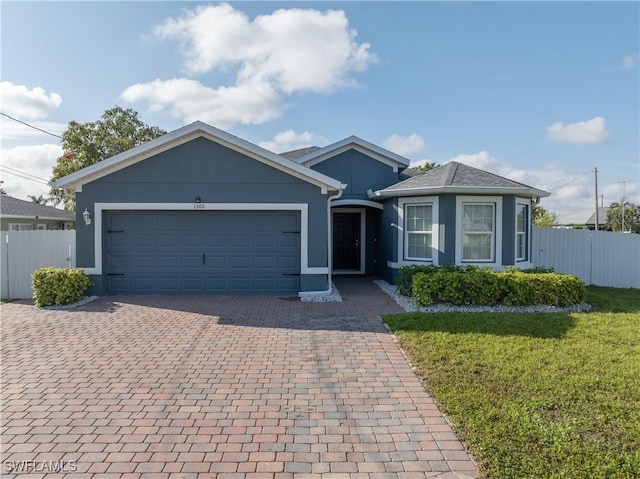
0,277,478,478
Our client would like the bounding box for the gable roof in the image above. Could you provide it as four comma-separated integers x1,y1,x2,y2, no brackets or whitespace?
294,136,411,171
53,121,344,193
279,146,321,160
1,195,74,221
371,161,550,199
558,207,609,227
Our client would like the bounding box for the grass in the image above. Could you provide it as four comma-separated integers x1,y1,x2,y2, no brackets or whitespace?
383,286,640,479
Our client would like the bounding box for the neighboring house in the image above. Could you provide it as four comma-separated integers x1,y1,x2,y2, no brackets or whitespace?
0,195,75,231
557,207,610,230
53,121,549,296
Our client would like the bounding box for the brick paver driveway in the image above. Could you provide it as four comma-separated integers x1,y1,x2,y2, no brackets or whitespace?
1,278,478,478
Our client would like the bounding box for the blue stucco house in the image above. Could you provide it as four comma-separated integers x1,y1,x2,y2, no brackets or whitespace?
54,121,549,296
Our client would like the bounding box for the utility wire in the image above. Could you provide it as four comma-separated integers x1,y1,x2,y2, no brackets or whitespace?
547,169,593,192
0,112,63,139
0,165,49,182
0,167,50,185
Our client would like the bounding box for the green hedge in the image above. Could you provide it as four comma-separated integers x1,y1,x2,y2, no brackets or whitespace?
396,264,465,296
412,270,585,307
32,267,91,307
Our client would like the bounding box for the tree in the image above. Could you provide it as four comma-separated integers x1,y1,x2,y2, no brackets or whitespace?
0,180,6,195
28,194,48,205
605,201,640,234
533,205,559,227
50,106,166,210
413,162,440,172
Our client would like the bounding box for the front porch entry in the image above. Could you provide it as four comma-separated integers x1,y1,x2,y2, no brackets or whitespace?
332,208,365,274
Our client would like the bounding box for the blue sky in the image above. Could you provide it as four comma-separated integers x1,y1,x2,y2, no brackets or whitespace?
1,1,638,219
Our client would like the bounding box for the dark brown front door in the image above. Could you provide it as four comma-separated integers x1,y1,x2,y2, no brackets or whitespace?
333,212,360,271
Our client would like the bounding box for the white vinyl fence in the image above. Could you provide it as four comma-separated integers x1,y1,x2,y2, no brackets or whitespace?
532,227,640,288
1,230,76,300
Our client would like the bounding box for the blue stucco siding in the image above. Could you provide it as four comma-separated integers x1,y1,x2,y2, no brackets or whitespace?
75,137,331,294
310,150,400,200
501,196,516,265
439,194,457,265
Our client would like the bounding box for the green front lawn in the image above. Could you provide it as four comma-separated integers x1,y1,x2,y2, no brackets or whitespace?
384,286,640,479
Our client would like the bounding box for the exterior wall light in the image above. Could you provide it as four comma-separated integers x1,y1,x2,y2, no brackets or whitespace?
82,208,92,226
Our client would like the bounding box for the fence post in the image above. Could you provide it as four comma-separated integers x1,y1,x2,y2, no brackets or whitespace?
4,234,9,300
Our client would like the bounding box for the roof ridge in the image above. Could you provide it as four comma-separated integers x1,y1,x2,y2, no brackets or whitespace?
444,162,459,185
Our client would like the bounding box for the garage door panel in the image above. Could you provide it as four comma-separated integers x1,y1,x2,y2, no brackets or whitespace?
105,211,300,293
254,256,275,268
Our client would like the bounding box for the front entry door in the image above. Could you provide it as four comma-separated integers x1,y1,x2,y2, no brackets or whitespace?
333,212,361,271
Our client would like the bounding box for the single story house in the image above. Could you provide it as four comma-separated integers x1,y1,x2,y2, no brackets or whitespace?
557,207,610,230
54,121,550,296
0,195,75,231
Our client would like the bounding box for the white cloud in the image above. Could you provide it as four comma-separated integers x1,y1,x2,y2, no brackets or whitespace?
0,117,66,143
545,116,610,144
622,54,638,71
449,151,507,175
0,144,62,200
155,4,375,93
121,78,284,128
0,81,63,120
125,4,375,127
258,130,323,153
383,133,425,158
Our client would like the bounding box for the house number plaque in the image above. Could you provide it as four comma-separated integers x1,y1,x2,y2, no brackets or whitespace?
193,203,206,209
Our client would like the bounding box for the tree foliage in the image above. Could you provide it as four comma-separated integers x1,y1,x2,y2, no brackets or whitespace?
50,106,166,210
28,194,48,205
605,201,640,233
532,205,559,227
0,180,6,195
413,162,440,172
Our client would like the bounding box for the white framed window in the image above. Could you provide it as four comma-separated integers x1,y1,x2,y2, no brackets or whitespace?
405,204,433,260
456,196,502,265
516,201,529,261
397,197,439,265
9,223,34,231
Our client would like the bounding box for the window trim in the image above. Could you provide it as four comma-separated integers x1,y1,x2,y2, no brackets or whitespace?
397,197,439,266
455,196,502,266
515,198,531,263
9,223,34,231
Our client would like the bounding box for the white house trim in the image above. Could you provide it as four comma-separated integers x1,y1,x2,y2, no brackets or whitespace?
455,196,503,267
331,207,366,274
82,202,327,276
396,197,440,267
54,122,343,194
296,136,410,170
515,197,534,269
331,199,384,210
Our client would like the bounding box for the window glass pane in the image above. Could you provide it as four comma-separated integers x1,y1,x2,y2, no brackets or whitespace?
462,233,492,260
517,205,526,232
517,234,525,259
408,232,432,259
406,205,432,232
463,204,493,232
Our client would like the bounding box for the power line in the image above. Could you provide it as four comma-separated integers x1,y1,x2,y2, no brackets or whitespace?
0,165,49,182
548,169,593,192
0,167,50,186
0,112,63,139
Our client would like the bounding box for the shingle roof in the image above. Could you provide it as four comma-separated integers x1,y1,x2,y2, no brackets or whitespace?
374,161,550,198
279,146,321,161
0,195,74,220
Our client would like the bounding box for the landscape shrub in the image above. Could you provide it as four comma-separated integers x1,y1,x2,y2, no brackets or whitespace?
412,269,585,307
32,267,91,307
396,264,464,296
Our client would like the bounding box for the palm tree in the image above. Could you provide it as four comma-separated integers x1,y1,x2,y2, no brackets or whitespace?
606,201,640,233
27,195,48,205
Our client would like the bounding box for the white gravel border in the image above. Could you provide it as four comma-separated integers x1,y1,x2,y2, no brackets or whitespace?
299,282,343,303
374,279,591,313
